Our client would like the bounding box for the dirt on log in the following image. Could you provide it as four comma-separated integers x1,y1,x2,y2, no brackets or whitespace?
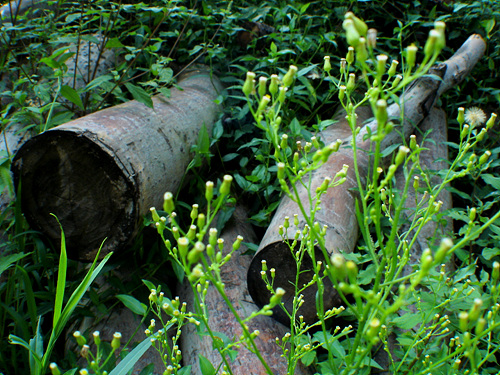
247,34,486,326
180,206,312,375
11,69,222,260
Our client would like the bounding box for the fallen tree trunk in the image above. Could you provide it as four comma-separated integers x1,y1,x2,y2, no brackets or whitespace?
373,106,453,374
12,68,222,260
180,206,312,375
247,34,486,326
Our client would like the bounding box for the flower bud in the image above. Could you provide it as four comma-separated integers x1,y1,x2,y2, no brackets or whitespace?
376,99,388,127
111,332,122,350
493,261,500,281
345,12,368,37
339,85,346,101
469,298,483,321
330,253,347,281
395,146,409,166
486,113,497,130
356,37,368,63
163,192,175,214
257,94,271,115
346,73,356,92
459,311,469,331
457,107,465,126
376,54,388,78
257,77,267,99
269,287,285,307
391,74,402,89
367,28,377,48
479,151,491,166
93,331,101,346
268,74,280,96
434,21,446,51
342,18,361,47
205,181,214,202
73,331,86,346
477,128,487,141
434,237,453,264
278,86,286,104
388,60,399,77
150,207,161,222
220,175,233,196
340,58,347,74
242,71,256,96
233,235,243,251
178,237,189,259
406,44,418,69
283,65,298,87
346,47,354,65
424,29,439,58
323,56,332,72
50,363,61,375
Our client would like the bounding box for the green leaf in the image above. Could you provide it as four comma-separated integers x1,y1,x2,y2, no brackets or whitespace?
60,85,84,110
29,319,44,375
142,279,156,291
108,335,153,375
290,117,302,136
0,253,29,276
125,82,154,109
199,355,216,375
178,366,191,375
482,248,500,261
482,174,500,190
116,294,148,316
84,74,113,92
381,143,401,158
301,350,316,366
52,214,67,328
105,37,125,48
392,313,420,330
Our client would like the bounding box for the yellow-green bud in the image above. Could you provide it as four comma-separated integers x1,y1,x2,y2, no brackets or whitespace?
163,192,175,214
330,253,347,281
277,162,285,180
50,363,61,375
475,317,486,335
258,76,267,98
346,73,356,92
242,71,256,96
257,94,271,114
492,261,500,281
340,58,347,74
178,237,189,259
150,207,160,222
469,298,483,321
190,204,198,221
345,12,368,37
339,85,346,101
283,65,298,87
395,146,410,166
73,331,86,346
459,311,469,331
435,237,453,264
205,181,214,202
376,99,388,127
486,113,497,130
280,134,288,150
278,86,286,104
93,331,101,346
434,21,446,51
346,261,358,283
323,56,332,72
342,18,361,47
233,235,243,251
346,47,354,65
111,332,122,350
479,151,491,166
406,44,418,69
457,107,465,125
220,175,233,196
356,37,368,63
269,74,279,95
424,29,439,58
376,54,388,78
392,74,402,89
388,60,399,77
269,287,285,307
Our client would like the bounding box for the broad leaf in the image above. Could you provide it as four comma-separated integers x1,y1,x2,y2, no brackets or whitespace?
125,82,154,109
116,294,148,316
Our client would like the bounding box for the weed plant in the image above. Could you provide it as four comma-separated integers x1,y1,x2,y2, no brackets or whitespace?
2,1,500,374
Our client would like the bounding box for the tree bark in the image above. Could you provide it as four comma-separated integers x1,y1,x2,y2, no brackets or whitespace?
12,68,222,260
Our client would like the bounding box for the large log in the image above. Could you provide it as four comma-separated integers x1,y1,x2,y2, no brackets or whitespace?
181,206,312,375
11,69,223,260
247,35,486,326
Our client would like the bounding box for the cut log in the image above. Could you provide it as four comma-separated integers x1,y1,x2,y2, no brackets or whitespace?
180,206,312,375
373,107,453,374
11,68,223,260
247,34,486,326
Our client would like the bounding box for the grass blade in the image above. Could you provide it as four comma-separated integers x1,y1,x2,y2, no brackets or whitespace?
108,335,153,375
51,214,67,328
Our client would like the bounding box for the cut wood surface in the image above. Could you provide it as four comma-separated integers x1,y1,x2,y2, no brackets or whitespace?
248,35,486,326
12,68,222,260
181,206,312,375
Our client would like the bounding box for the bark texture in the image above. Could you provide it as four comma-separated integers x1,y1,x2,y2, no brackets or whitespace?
181,206,312,375
12,69,222,260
